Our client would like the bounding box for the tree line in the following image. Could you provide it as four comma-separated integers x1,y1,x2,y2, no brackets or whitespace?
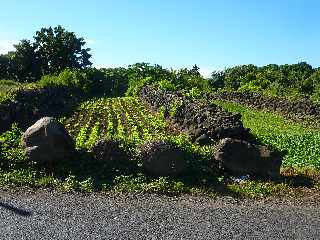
210,62,320,99
0,25,319,101
0,25,91,82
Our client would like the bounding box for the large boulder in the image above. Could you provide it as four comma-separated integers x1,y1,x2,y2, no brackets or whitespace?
139,140,187,177
214,138,283,178
22,117,75,168
92,139,128,164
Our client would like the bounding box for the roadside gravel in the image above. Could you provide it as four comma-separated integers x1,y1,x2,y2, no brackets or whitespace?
1,189,320,239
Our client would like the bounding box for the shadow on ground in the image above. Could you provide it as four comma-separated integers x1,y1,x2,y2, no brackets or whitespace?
0,202,32,217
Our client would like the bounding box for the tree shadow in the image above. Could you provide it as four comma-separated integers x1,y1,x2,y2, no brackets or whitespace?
0,202,32,217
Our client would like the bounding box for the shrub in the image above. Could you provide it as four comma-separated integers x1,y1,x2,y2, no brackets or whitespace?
155,79,177,91
0,124,27,169
126,76,156,96
38,68,90,92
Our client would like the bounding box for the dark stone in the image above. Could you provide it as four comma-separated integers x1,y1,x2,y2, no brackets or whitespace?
92,139,128,164
211,91,320,122
214,138,283,179
139,140,187,177
22,117,75,168
195,134,211,145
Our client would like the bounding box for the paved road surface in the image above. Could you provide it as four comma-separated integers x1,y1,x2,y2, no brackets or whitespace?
0,189,320,239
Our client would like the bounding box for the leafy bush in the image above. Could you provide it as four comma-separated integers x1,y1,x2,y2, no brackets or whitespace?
155,79,177,91
126,76,156,96
183,87,203,99
38,68,90,92
169,99,184,117
0,124,27,169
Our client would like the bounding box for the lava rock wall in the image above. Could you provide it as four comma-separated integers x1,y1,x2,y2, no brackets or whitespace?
0,86,84,133
140,86,250,143
212,91,320,121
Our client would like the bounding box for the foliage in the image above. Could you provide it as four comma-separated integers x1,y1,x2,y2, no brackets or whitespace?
155,79,177,91
169,99,184,117
66,97,169,151
0,96,320,198
112,174,188,193
0,79,24,97
183,87,203,99
38,68,90,92
9,40,41,82
216,62,320,100
208,70,225,88
0,124,27,169
125,63,210,96
0,25,92,82
34,25,92,75
101,67,128,96
61,175,94,192
227,180,291,199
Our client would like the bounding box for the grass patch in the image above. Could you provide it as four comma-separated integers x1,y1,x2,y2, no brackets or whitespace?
0,80,37,103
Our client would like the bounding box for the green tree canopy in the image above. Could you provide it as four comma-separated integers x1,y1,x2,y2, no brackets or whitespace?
34,25,92,75
0,25,92,82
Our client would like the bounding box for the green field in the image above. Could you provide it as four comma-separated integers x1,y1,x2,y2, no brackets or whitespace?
64,97,170,149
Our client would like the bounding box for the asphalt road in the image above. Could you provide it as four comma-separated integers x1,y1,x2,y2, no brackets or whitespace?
1,189,320,240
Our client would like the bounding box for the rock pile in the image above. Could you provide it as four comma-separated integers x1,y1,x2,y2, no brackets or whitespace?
140,86,284,178
212,91,320,120
0,86,83,133
140,86,250,144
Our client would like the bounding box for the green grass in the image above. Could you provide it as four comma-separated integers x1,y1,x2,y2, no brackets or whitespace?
213,100,320,169
0,79,37,103
0,79,20,94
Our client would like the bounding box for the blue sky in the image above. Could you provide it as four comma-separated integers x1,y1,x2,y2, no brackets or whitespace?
0,0,319,76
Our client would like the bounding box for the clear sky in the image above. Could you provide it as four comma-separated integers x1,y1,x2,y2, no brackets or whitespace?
0,0,319,76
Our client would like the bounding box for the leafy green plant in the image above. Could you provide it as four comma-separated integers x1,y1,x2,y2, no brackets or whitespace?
156,80,177,91
0,124,27,169
183,87,203,99
169,99,183,117
79,177,94,192
85,122,101,149
38,68,90,92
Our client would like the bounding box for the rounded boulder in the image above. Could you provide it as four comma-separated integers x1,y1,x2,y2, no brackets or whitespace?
139,140,187,177
22,117,74,167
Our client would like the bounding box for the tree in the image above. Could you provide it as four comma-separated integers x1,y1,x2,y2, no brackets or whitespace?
11,40,41,82
224,64,258,89
209,70,225,88
34,25,92,75
0,54,10,79
0,25,92,82
188,64,201,77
